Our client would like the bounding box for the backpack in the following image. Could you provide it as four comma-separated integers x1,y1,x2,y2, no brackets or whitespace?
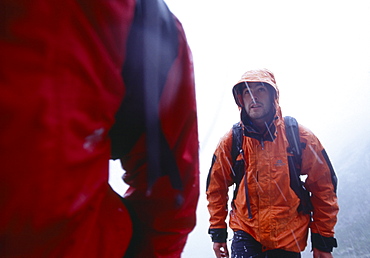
230,116,313,216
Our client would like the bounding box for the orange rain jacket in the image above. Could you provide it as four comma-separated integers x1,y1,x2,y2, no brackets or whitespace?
206,69,338,253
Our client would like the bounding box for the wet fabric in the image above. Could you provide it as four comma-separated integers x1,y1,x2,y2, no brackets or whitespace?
207,69,338,253
0,0,199,257
0,0,135,256
110,0,200,257
231,230,301,258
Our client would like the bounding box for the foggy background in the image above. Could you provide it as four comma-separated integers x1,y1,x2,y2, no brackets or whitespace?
109,1,370,257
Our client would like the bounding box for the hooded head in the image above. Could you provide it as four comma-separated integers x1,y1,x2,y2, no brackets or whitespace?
232,68,279,106
232,69,281,127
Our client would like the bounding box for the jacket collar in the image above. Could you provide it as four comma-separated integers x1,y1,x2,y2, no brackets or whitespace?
241,110,278,142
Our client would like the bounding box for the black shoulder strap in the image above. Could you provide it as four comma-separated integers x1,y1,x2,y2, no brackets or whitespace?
231,123,252,218
231,122,244,194
284,116,302,160
231,123,244,194
284,116,312,214
231,123,243,166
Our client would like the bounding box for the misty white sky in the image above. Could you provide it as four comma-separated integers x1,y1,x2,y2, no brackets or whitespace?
109,1,370,257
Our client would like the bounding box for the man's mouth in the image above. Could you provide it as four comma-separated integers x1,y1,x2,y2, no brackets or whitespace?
250,103,262,109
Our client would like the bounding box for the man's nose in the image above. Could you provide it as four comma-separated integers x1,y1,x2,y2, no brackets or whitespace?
249,92,257,104
251,92,258,100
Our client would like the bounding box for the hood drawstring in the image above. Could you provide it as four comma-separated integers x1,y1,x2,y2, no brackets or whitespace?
260,140,265,150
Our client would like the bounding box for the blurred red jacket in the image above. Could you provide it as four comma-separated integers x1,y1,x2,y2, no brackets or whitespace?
0,0,199,257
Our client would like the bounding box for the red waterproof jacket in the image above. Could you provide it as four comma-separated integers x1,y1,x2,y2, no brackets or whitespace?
109,0,200,257
0,1,135,256
207,69,338,253
0,0,199,257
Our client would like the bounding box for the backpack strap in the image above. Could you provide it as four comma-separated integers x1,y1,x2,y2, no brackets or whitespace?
231,123,243,166
284,116,302,158
284,116,312,214
231,123,243,199
231,123,252,218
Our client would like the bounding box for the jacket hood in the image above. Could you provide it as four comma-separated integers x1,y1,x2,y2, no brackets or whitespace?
232,69,282,134
232,68,279,107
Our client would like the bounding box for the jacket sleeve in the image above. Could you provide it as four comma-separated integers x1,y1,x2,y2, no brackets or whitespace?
113,4,200,256
300,127,339,251
206,131,235,242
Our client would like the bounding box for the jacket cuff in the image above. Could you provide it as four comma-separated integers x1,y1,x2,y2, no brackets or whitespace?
311,233,338,252
208,228,228,243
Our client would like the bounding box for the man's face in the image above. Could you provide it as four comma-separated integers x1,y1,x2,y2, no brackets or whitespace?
241,82,274,122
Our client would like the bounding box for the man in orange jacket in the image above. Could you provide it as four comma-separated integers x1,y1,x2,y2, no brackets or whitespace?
206,69,338,258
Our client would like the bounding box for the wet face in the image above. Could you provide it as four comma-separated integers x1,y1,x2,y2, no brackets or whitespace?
241,82,275,124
